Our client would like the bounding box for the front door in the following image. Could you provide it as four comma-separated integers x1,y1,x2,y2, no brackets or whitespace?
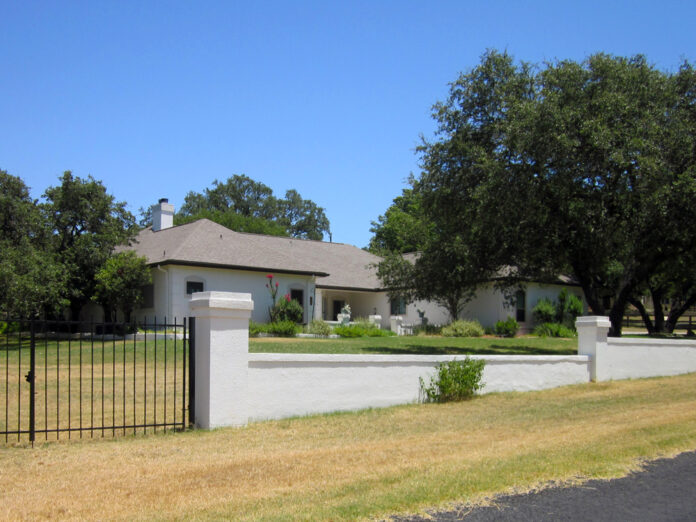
332,300,345,321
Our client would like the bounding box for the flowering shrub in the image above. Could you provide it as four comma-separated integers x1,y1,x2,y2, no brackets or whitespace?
271,294,304,323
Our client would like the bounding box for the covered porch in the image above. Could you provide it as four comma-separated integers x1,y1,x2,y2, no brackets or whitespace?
314,287,391,329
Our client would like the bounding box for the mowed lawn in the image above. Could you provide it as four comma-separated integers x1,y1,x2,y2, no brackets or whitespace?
250,334,577,355
2,372,696,520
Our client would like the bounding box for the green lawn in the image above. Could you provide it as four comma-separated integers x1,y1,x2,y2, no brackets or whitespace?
249,334,577,355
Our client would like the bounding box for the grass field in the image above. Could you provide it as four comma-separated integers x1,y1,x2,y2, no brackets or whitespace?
249,334,577,355
1,372,695,520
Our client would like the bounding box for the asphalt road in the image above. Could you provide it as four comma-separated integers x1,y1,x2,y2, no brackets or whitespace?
390,450,696,521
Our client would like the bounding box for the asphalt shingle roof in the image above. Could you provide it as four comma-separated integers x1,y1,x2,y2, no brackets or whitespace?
122,219,383,291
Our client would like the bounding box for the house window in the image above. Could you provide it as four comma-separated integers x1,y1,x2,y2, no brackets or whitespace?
516,290,526,322
186,281,204,295
141,284,154,308
390,297,406,315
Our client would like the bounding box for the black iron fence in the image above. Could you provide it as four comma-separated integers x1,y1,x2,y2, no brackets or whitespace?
1,318,194,445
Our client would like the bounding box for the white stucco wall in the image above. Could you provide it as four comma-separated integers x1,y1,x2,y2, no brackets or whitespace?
459,283,586,331
246,353,590,422
135,265,314,324
598,337,696,381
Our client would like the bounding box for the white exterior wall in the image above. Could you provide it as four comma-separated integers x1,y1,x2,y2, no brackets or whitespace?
136,265,314,324
403,299,451,327
599,338,696,381
246,353,590,421
460,283,586,331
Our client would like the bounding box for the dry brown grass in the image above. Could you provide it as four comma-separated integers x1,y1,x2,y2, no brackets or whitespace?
2,373,696,520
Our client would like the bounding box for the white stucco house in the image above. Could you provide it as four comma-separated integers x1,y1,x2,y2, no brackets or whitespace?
119,199,585,331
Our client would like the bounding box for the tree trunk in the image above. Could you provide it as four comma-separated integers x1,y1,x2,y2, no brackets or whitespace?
650,287,666,333
665,294,696,334
629,297,654,335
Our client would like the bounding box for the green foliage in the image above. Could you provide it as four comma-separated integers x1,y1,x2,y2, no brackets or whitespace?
556,290,583,328
249,320,301,337
533,291,583,330
413,323,442,336
271,296,304,323
0,321,20,335
175,209,288,237
93,251,152,321
494,317,519,337
43,171,137,317
441,320,484,338
333,323,395,338
176,175,330,240
388,50,696,336
0,170,67,317
533,322,577,338
266,320,301,337
419,357,485,403
532,298,556,324
249,321,264,337
306,320,333,336
368,179,430,254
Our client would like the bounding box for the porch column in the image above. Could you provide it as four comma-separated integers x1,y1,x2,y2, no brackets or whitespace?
189,291,254,428
314,288,323,320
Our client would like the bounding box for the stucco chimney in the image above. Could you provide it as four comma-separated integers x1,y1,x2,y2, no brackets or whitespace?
152,198,174,231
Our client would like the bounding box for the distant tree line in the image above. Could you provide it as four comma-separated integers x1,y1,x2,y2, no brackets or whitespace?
1,170,330,319
142,175,331,241
371,50,696,336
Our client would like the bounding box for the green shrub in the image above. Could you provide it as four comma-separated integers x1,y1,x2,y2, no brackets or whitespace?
271,297,304,323
0,321,20,335
249,321,265,337
557,289,583,328
494,317,519,337
333,324,366,337
533,322,577,338
420,357,485,403
266,320,300,337
306,319,333,336
533,290,584,330
441,319,484,338
532,298,556,324
333,324,396,338
413,324,442,336
366,328,396,337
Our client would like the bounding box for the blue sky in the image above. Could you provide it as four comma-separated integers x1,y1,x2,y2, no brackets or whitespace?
2,1,694,248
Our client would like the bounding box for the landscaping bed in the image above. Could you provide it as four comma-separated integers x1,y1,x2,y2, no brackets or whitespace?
249,334,577,355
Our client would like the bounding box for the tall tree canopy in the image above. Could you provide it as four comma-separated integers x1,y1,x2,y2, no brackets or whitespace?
42,171,138,318
0,170,66,317
176,175,330,240
375,51,696,335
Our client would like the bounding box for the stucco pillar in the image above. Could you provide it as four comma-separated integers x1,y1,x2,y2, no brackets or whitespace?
576,316,611,381
189,291,253,429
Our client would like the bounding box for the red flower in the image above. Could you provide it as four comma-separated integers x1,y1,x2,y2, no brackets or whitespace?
275,282,279,287
285,294,291,302
266,274,274,279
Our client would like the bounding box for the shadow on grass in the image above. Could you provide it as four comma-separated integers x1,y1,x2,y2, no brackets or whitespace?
360,344,576,356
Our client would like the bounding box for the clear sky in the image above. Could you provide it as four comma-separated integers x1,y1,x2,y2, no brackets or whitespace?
2,0,694,248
